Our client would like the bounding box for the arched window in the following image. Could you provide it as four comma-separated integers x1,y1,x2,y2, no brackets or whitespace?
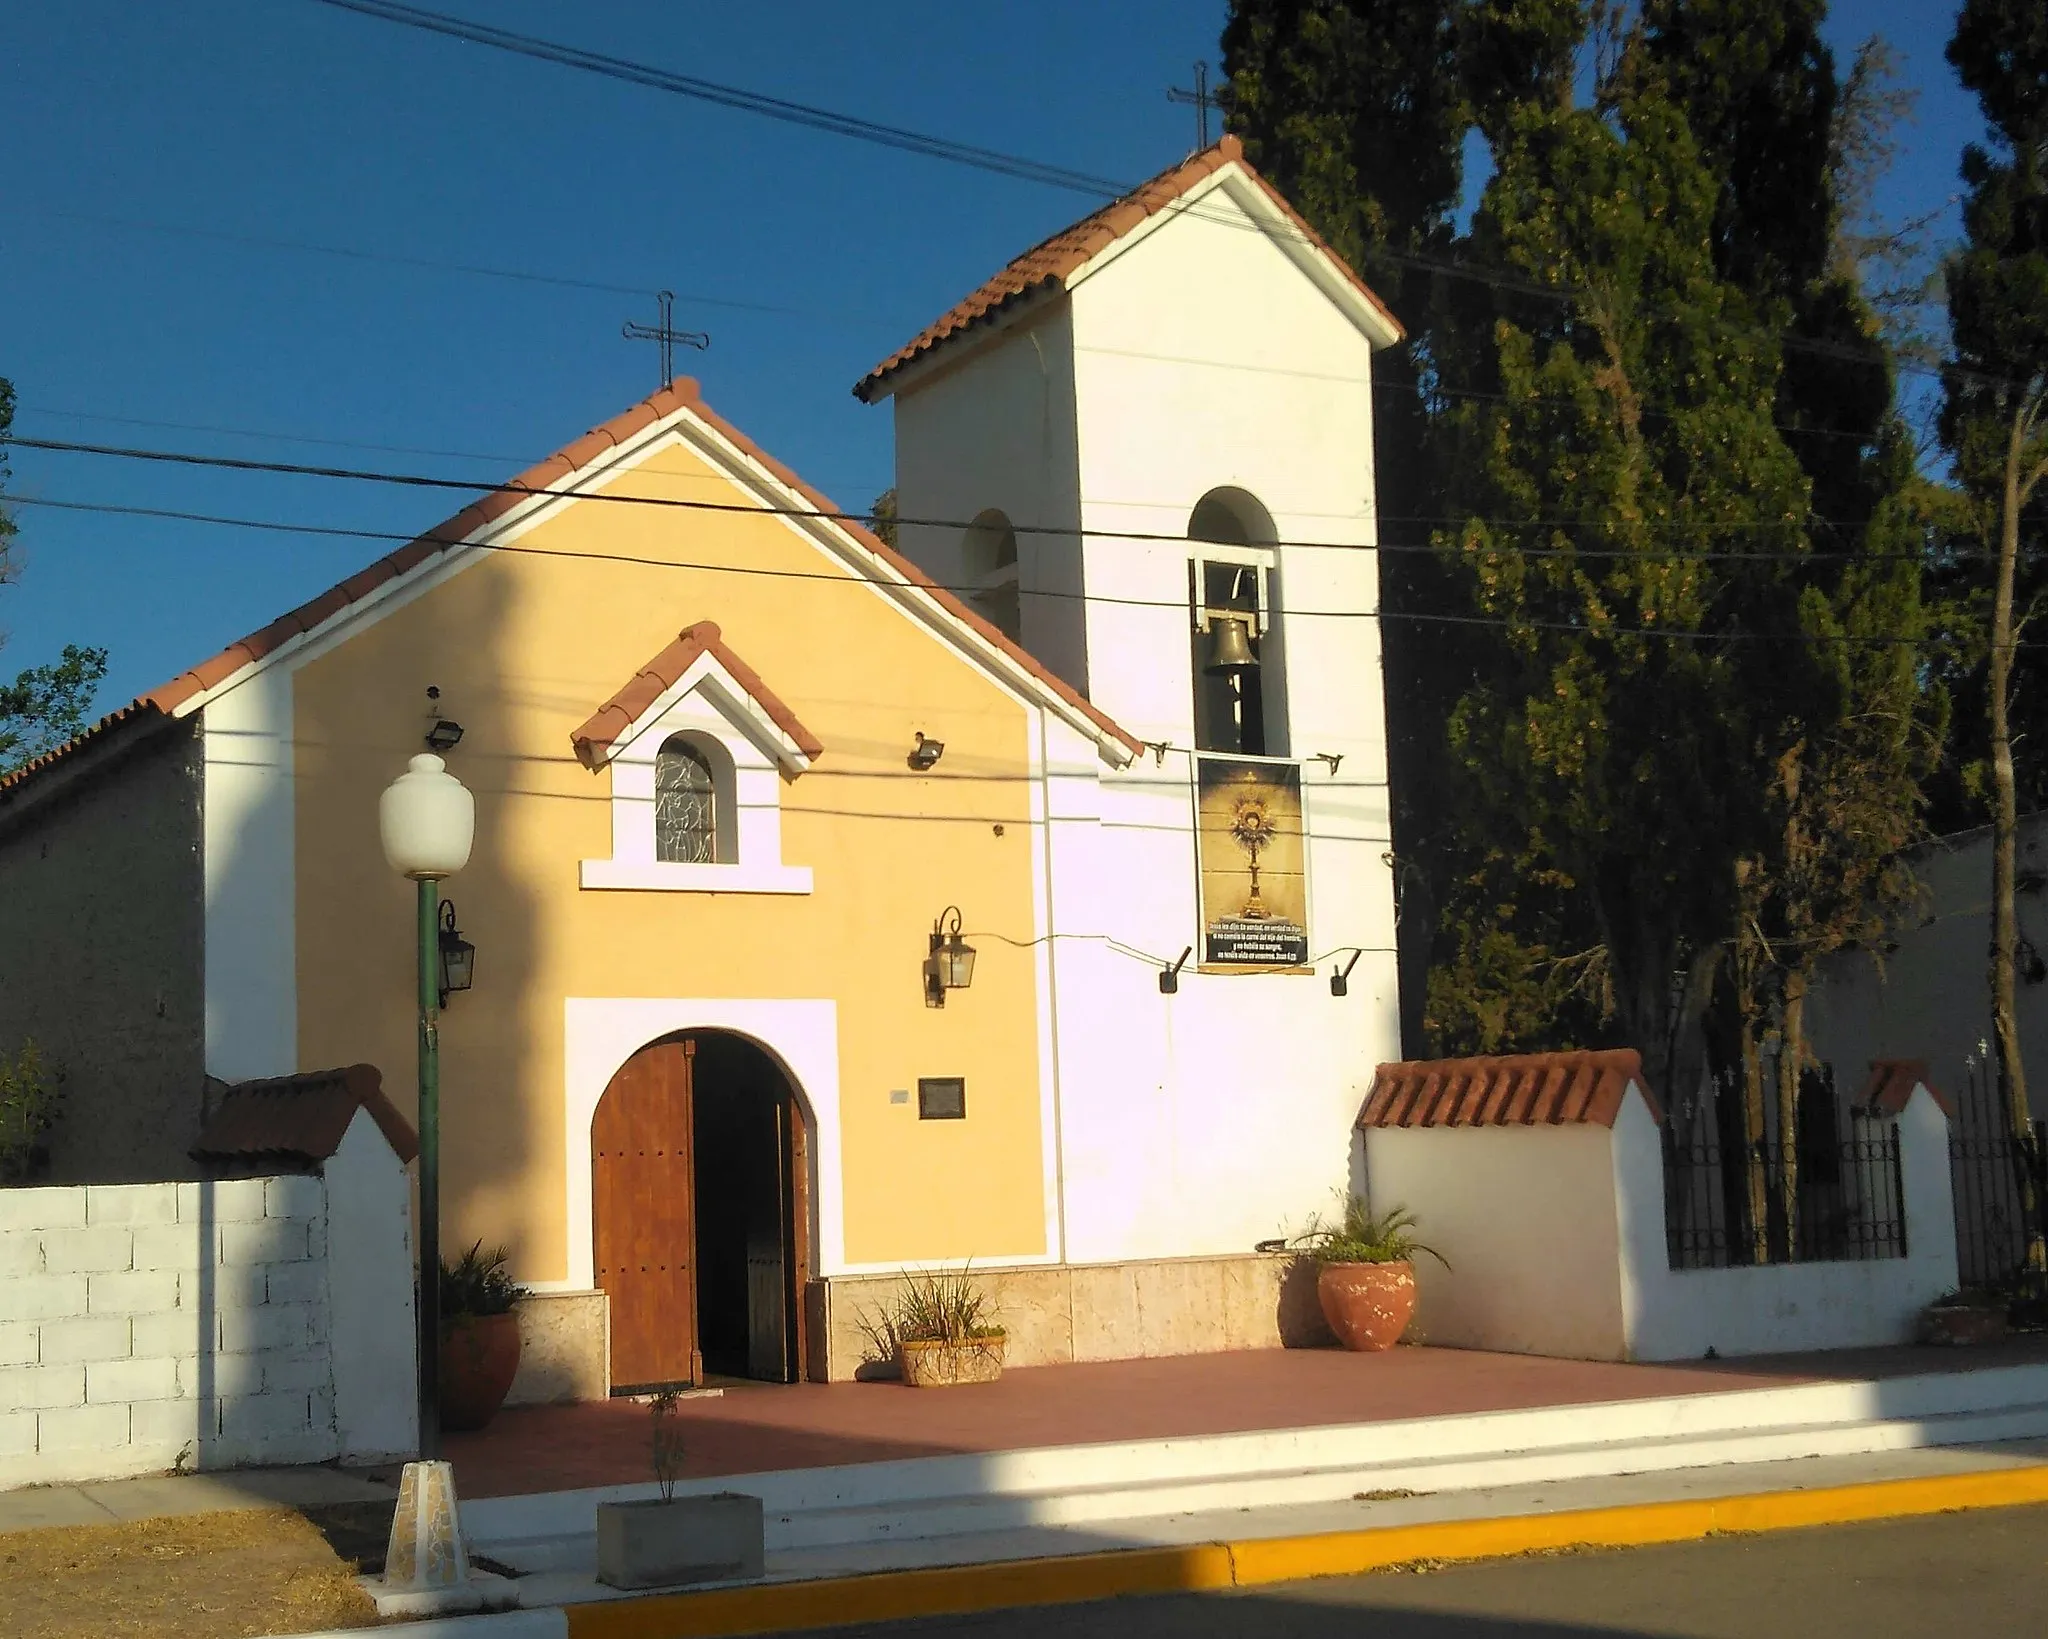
962,509,1021,641
654,737,719,864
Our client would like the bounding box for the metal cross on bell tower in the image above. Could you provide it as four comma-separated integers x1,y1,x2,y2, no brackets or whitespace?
621,290,710,388
1167,62,1232,150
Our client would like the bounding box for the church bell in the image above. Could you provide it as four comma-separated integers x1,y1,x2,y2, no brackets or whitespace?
1202,614,1259,674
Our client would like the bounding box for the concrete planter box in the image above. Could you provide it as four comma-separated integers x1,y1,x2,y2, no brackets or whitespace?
899,1335,1006,1387
595,1493,765,1589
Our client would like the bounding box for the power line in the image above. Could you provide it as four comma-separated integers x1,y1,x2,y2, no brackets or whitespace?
16,404,535,467
2,431,1971,559
306,0,1127,198
5,491,2009,654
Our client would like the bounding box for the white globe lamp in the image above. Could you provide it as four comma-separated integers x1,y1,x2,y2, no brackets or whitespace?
379,754,474,880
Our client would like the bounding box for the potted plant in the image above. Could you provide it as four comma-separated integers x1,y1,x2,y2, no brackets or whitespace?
1921,1287,2011,1347
860,1266,1006,1386
596,1390,764,1589
438,1242,525,1432
1293,1199,1447,1353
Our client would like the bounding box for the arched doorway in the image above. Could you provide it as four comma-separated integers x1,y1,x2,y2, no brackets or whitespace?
591,1031,811,1391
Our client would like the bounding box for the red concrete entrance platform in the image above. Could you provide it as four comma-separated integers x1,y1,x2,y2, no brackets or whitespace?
423,1337,2048,1500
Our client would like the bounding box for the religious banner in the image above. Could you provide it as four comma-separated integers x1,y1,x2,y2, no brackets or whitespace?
1195,756,1309,967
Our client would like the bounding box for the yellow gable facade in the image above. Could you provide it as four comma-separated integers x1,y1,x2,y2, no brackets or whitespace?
169,381,1137,1389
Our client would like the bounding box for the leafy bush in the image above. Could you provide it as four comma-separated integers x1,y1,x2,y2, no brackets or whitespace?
857,1264,1002,1361
0,1041,62,1183
1294,1198,1449,1270
440,1241,525,1319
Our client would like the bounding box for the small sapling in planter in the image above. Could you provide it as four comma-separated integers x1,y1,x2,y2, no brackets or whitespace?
595,1389,765,1590
859,1265,1006,1386
1290,1198,1448,1352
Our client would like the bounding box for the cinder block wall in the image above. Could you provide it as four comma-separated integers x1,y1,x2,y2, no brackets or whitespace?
0,1177,344,1486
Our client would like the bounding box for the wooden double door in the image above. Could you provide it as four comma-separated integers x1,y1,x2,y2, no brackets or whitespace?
592,1033,809,1391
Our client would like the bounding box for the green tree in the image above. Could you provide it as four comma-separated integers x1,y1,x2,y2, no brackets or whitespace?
1941,0,2048,1174
1424,69,1814,1107
0,645,110,773
1223,0,1475,1053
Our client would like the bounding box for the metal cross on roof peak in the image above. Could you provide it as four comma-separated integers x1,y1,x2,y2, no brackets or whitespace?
622,290,710,388
1166,61,1232,151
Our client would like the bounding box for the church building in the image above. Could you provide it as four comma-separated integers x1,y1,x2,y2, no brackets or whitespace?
0,137,1407,1389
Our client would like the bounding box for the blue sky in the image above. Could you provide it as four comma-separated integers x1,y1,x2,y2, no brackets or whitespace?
1,1,1990,709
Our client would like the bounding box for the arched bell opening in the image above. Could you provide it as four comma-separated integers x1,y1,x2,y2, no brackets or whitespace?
1188,486,1286,757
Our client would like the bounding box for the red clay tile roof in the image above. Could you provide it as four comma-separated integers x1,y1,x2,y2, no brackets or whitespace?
1857,1059,1954,1119
571,621,824,770
854,135,1405,401
192,1064,419,1169
0,379,1139,805
1358,1049,1662,1130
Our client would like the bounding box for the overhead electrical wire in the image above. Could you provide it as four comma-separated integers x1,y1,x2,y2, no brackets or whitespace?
3,490,2007,655
305,0,2029,402
1,432,1972,558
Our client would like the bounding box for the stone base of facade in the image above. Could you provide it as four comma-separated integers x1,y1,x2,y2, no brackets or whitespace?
507,1290,610,1405
811,1251,1332,1383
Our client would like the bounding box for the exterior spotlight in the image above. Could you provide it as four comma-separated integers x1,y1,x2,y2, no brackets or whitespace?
909,732,945,771
425,719,465,752
924,906,976,1006
1330,949,1363,997
437,900,476,1005
1159,946,1193,995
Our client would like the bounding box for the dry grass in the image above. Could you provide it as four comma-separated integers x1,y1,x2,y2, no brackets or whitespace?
0,1508,379,1639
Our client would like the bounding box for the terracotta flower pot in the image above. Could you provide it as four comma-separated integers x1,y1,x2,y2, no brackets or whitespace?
1317,1261,1416,1352
440,1310,522,1431
898,1335,1006,1387
1922,1302,2009,1347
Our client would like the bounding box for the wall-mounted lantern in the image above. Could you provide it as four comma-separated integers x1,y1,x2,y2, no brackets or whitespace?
423,685,464,752
924,906,976,1006
438,900,477,1005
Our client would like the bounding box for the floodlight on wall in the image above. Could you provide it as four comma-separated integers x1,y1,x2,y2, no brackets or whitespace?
924,906,977,1006
423,685,464,753
438,900,476,1005
1159,946,1193,995
1329,949,1363,997
909,732,945,771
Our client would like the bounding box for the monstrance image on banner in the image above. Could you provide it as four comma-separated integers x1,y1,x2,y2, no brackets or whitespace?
1195,756,1308,966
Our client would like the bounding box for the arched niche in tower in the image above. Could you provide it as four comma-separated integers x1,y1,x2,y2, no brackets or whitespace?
1187,486,1286,758
962,508,1021,641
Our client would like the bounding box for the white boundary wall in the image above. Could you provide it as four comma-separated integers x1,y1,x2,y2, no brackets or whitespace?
1366,1082,1959,1361
0,1108,415,1485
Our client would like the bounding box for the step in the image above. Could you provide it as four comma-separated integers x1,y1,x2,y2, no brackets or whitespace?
463,1360,2048,1572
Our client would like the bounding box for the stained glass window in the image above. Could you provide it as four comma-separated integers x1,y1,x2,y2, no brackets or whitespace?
654,738,718,863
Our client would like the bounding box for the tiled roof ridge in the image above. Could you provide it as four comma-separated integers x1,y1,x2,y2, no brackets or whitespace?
191,1062,419,1168
1358,1047,1661,1131
571,619,825,770
1,378,1139,804
1857,1058,1954,1119
853,134,1404,400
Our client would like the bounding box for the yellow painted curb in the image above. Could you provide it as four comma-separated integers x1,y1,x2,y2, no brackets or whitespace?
562,1464,2048,1639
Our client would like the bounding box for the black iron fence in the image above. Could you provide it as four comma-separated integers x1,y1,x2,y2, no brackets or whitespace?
1665,1125,1908,1271
1663,1063,1908,1271
1949,1051,2048,1308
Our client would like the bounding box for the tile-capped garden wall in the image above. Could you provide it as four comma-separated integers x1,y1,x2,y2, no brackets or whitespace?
0,1166,409,1486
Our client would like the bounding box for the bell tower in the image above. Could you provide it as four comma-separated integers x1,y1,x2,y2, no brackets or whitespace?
857,137,1402,766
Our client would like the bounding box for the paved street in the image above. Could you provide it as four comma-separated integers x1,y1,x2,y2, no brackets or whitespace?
812,1505,2048,1638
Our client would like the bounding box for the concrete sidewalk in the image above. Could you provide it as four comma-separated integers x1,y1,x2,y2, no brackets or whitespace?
0,1462,394,1534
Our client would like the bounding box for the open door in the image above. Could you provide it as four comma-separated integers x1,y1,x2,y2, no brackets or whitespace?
592,1038,701,1391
